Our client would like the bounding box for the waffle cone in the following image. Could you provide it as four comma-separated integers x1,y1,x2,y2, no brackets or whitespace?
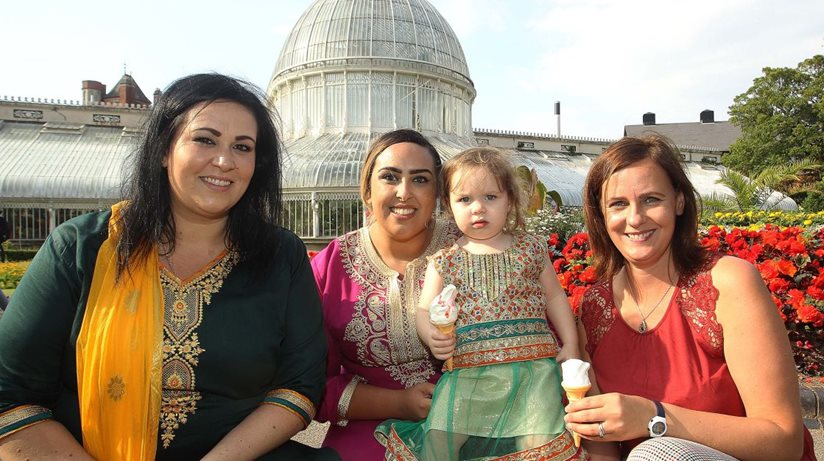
562,384,591,447
435,323,455,371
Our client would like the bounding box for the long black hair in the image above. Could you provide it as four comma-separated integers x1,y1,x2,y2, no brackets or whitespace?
117,73,283,277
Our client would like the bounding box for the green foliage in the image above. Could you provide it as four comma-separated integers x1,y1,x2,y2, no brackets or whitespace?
515,165,564,215
712,160,820,211
800,186,824,212
535,181,548,210
545,188,563,212
726,54,824,174
0,262,30,289
516,165,543,215
3,248,38,262
700,192,735,213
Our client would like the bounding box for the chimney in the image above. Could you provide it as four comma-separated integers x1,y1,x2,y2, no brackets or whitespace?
700,109,714,123
81,80,105,105
153,88,162,106
554,101,561,137
642,112,656,126
119,82,135,105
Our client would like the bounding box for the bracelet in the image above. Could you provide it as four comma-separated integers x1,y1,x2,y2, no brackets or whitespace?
336,375,366,427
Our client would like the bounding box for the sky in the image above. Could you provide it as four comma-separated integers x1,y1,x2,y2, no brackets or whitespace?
1,0,822,139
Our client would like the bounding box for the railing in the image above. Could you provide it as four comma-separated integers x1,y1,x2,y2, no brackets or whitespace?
282,191,365,238
2,191,367,248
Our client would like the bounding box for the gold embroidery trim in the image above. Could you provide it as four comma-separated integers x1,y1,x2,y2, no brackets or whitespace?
341,219,456,387
452,343,557,369
453,319,559,368
158,250,237,449
336,375,366,427
265,388,317,425
461,250,514,303
0,405,52,439
386,424,583,460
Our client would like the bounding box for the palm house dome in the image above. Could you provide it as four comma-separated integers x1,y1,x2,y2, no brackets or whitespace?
270,0,477,240
274,0,471,82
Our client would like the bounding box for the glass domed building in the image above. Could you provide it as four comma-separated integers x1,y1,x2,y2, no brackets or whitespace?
0,0,798,247
269,0,477,241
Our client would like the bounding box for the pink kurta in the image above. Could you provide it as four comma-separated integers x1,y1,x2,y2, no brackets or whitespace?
311,220,459,460
581,254,816,460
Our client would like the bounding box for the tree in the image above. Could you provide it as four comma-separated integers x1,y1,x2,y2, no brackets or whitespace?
709,160,820,211
725,54,824,175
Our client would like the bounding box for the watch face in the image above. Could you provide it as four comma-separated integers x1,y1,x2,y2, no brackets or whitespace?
651,421,666,435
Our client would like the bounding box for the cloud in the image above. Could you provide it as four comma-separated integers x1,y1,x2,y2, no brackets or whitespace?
2,0,822,140
463,0,824,137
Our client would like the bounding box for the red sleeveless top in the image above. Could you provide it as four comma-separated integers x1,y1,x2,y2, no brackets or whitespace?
580,255,816,459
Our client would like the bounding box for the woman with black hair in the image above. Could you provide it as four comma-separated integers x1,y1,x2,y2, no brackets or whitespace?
0,73,337,460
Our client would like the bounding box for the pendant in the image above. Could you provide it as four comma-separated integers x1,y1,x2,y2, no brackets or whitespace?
638,319,648,333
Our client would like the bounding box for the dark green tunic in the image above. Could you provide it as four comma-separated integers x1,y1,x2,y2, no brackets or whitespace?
0,210,336,460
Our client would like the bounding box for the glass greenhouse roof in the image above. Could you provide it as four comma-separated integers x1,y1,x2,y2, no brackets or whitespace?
274,0,470,80
0,120,796,211
281,132,474,190
0,121,130,206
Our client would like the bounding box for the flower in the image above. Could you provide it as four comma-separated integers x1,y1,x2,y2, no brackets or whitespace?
545,223,824,376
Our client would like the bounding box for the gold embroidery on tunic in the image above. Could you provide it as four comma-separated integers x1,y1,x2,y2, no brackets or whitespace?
158,251,237,449
461,251,514,303
341,220,457,387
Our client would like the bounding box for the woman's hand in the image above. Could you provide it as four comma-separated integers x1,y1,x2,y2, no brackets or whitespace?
399,382,436,420
426,323,456,361
564,392,654,442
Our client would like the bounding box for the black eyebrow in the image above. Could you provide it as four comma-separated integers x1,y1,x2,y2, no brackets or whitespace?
193,127,256,143
377,167,433,175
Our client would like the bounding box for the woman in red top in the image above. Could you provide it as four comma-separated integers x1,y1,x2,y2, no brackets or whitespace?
565,135,815,460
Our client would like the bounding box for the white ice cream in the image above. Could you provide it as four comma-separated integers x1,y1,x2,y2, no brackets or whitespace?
561,359,591,387
429,284,458,325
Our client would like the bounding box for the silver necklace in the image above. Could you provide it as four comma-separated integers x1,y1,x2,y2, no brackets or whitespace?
628,283,673,333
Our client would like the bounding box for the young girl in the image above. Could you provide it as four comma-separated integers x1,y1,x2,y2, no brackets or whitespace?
378,148,587,460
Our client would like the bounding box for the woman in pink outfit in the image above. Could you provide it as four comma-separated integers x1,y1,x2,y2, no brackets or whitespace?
311,130,459,460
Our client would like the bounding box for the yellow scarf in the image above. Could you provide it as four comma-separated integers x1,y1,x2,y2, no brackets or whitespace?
76,201,163,460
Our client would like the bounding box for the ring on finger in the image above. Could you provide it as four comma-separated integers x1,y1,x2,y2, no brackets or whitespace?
598,422,606,438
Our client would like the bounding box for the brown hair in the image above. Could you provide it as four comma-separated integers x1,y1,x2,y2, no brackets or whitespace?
583,135,707,280
359,129,441,210
441,147,526,232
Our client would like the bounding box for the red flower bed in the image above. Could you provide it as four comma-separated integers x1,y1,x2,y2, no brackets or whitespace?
550,226,824,376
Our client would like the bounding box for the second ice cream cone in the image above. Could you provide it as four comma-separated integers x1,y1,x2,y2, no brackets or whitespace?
562,384,591,447
436,324,455,371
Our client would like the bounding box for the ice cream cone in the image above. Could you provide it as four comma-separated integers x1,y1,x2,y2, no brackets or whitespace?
562,384,591,447
436,323,456,371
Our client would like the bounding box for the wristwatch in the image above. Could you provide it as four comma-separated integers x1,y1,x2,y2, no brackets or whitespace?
648,400,667,437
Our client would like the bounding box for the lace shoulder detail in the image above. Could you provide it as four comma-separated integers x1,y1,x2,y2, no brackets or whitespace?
677,253,724,356
580,281,614,356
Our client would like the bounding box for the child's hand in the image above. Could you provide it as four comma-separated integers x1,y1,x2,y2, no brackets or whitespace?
427,324,456,361
556,343,580,363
